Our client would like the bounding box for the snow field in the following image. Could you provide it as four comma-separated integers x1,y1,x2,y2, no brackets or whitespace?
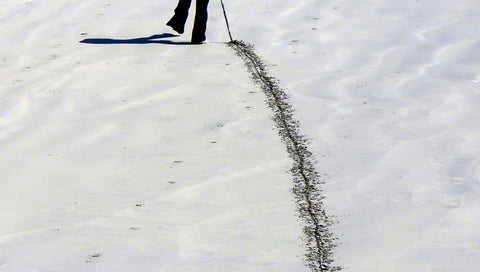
1,0,480,271
225,0,480,271
0,1,306,271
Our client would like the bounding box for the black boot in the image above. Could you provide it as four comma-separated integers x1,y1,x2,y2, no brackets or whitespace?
166,0,192,34
166,16,185,34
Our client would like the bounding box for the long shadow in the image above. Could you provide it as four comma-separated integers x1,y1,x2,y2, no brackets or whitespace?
80,33,191,45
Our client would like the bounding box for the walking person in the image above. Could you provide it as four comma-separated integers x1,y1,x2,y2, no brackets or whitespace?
167,0,210,44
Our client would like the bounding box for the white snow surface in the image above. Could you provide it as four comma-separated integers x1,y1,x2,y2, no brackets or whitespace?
1,0,480,271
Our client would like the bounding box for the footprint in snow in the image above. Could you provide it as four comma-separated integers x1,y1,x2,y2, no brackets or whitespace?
86,253,102,263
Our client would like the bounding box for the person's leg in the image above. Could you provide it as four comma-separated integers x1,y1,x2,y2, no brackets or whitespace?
191,0,209,43
166,0,192,34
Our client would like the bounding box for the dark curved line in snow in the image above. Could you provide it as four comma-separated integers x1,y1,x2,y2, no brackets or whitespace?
228,40,340,272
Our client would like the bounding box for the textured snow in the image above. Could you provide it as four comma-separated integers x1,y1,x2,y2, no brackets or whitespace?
1,0,480,271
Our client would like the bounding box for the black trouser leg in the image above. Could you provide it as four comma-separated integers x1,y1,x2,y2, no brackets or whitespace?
191,0,209,43
166,0,192,34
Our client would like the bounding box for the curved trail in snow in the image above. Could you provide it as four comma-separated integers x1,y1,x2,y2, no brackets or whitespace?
227,40,340,272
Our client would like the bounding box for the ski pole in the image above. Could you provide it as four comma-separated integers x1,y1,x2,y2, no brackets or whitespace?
220,0,234,42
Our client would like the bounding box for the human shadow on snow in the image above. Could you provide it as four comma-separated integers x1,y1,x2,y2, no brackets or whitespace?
80,33,191,45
